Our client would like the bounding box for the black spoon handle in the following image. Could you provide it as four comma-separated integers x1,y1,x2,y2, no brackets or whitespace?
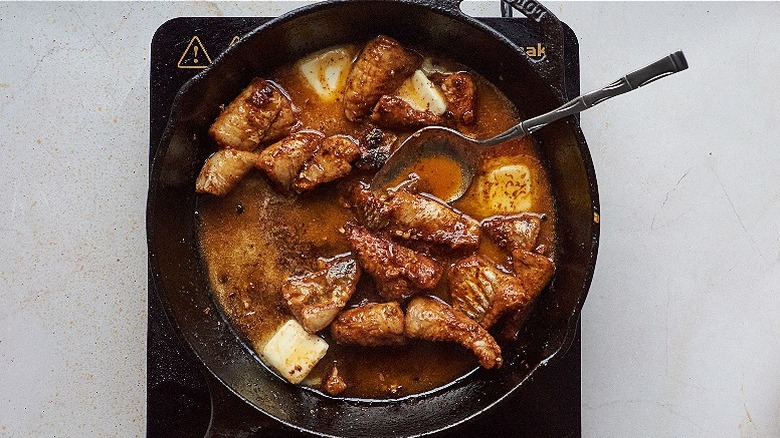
483,51,688,146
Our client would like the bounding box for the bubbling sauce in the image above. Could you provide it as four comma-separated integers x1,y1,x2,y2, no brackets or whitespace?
198,44,556,399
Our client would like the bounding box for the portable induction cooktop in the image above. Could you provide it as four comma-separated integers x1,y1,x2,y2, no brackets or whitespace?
149,7,582,437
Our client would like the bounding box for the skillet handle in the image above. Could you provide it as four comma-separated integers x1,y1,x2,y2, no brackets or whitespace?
437,0,568,100
499,0,568,100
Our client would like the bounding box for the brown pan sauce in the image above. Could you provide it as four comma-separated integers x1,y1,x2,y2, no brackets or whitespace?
198,47,556,399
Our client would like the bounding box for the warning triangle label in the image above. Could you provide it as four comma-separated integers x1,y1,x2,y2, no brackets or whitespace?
177,36,212,69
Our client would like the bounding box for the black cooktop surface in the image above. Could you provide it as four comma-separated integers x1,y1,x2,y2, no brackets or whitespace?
149,14,582,438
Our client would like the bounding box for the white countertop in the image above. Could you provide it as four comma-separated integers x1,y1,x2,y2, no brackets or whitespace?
1,1,778,436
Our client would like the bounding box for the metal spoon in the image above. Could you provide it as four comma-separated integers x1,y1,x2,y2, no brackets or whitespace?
370,51,688,202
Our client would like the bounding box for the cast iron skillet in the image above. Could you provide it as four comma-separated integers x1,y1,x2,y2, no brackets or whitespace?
147,0,600,436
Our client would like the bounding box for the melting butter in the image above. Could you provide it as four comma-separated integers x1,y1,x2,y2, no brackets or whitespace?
469,155,543,216
298,45,356,102
396,70,447,115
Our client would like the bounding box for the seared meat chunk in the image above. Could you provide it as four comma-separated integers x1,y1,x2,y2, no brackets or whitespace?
349,183,389,229
481,213,542,252
257,130,324,190
355,126,396,171
293,135,360,192
343,35,422,121
209,78,299,151
323,363,348,396
263,94,298,143
450,254,529,329
405,296,502,369
259,132,360,193
195,149,262,196
330,302,406,346
440,72,477,125
386,190,481,251
349,185,481,251
345,223,442,300
499,250,555,340
497,308,529,341
371,95,442,130
512,249,555,294
281,254,361,333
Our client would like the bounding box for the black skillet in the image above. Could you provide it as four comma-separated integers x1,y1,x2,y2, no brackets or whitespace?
147,0,600,436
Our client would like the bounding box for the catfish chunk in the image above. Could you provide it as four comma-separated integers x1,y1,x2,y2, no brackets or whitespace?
349,185,481,251
343,35,422,121
209,78,299,151
450,254,529,329
481,213,542,252
405,296,502,369
293,135,360,192
385,190,481,251
512,249,555,294
499,250,556,340
323,363,347,396
440,72,477,125
371,95,442,131
348,183,390,230
257,130,325,190
355,126,396,171
282,254,361,333
330,302,406,346
195,149,262,196
345,223,442,301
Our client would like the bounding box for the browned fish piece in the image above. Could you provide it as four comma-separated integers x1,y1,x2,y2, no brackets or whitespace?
281,253,361,333
481,213,543,252
323,362,348,396
404,296,502,369
439,72,477,125
348,185,480,251
512,249,555,294
355,126,397,171
343,35,421,121
330,302,407,346
257,130,325,190
385,190,481,251
195,149,262,196
499,249,556,340
370,95,442,130
348,182,390,230
261,88,298,143
293,135,360,192
449,254,529,329
209,78,299,151
345,223,442,301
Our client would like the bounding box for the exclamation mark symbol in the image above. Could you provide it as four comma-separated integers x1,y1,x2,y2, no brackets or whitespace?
177,36,212,69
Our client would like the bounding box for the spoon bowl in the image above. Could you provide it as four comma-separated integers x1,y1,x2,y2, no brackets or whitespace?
370,126,482,201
